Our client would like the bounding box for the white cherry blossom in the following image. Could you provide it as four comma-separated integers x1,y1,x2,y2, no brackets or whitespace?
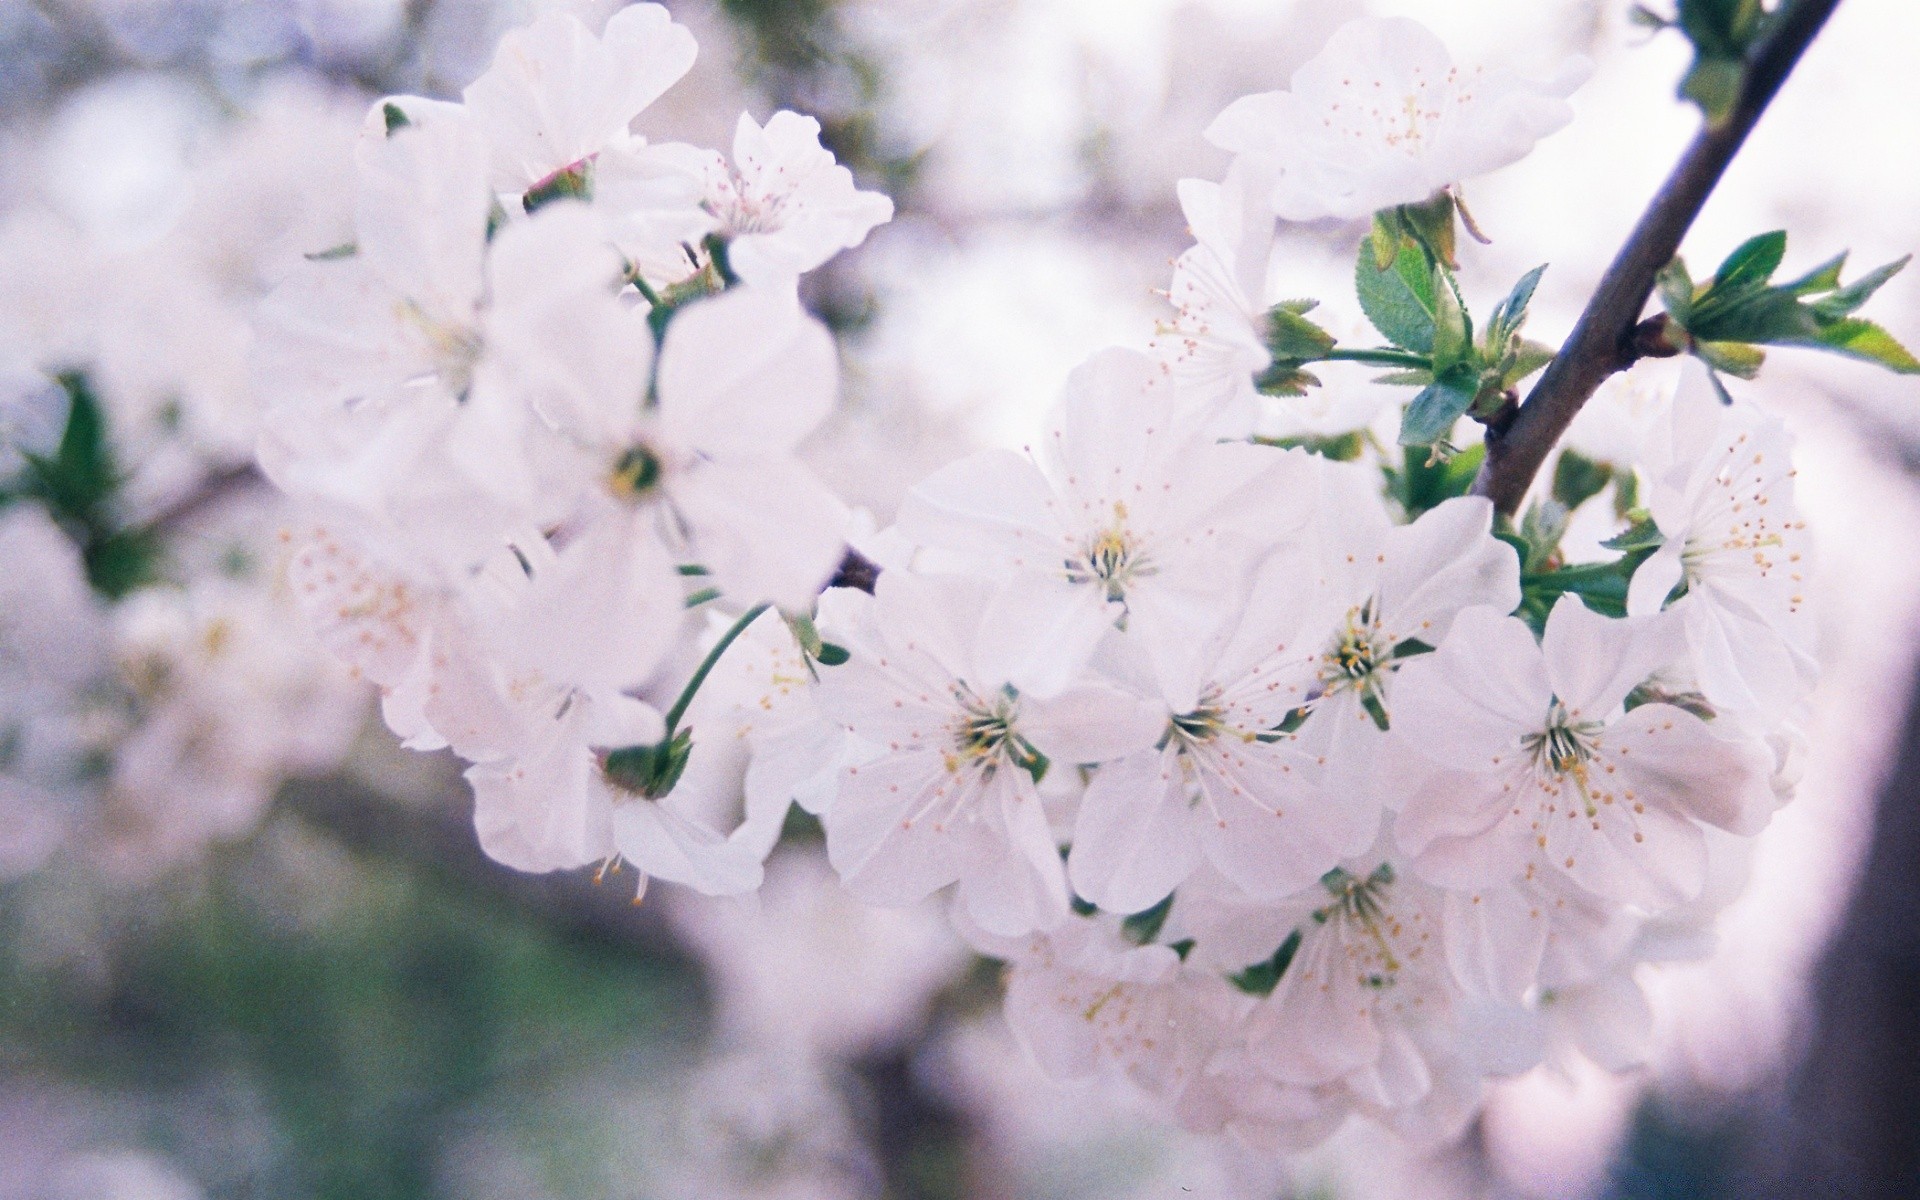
1150,157,1279,429
895,347,1316,703
461,3,698,194
1235,481,1522,803
1206,16,1587,221
1627,363,1817,719
1392,597,1777,912
972,912,1269,1135
658,111,895,286
1237,850,1525,1144
813,572,1124,937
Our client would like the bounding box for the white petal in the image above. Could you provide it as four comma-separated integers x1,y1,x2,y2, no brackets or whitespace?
656,287,838,456
1068,749,1199,913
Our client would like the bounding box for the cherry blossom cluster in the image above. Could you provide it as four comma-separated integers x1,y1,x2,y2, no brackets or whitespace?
845,19,1810,1149
257,5,890,893
252,8,1829,1156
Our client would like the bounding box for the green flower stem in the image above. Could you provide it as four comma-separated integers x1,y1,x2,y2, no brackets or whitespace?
1322,348,1433,369
662,602,770,735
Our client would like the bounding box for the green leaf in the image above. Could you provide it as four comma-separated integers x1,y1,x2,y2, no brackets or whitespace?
1400,191,1458,270
1519,500,1571,573
1657,257,1697,328
1230,930,1302,996
1694,339,1766,378
1681,56,1745,124
25,373,116,519
1552,450,1613,512
1502,339,1556,389
1808,254,1910,320
1398,374,1477,447
1368,211,1403,270
1430,277,1471,373
381,101,410,136
303,243,357,262
1780,251,1848,296
1266,303,1337,361
1487,265,1547,348
1802,318,1920,373
1388,440,1485,519
1624,681,1717,719
1254,430,1366,461
1629,4,1672,30
1602,516,1666,552
1712,230,1787,293
1521,557,1643,620
1356,240,1438,354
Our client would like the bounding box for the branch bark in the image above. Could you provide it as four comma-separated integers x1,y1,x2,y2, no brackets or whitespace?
1472,0,1843,515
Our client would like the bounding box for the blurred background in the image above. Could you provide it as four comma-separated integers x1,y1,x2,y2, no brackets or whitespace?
1,0,1918,1196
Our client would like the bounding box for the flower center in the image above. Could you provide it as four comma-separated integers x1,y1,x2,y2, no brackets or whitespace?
1065,506,1153,602
1318,602,1393,699
709,168,793,237
396,299,483,401
945,686,1046,780
607,444,665,502
1313,863,1408,989
1523,699,1602,778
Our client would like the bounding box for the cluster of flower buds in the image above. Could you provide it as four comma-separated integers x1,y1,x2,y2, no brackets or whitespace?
260,8,1838,1154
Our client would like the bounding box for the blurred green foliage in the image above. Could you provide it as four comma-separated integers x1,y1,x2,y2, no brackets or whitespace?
0,814,707,1199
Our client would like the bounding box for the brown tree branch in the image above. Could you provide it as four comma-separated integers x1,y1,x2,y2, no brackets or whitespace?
1472,0,1844,515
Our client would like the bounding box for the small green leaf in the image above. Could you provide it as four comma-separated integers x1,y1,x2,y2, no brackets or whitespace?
1388,440,1485,519
1266,304,1338,361
1398,375,1477,447
1519,499,1571,573
1603,516,1666,553
1624,681,1717,719
1400,191,1459,270
381,101,410,135
1552,449,1613,512
1629,4,1672,30
1486,264,1548,349
303,243,357,262
602,730,696,800
1802,318,1920,373
1431,278,1471,373
1356,240,1438,354
1681,56,1744,124
1808,254,1910,320
1369,211,1403,270
1712,230,1787,293
1502,339,1555,388
1780,251,1848,296
1254,430,1366,461
1694,339,1766,378
1657,257,1697,327
815,642,852,666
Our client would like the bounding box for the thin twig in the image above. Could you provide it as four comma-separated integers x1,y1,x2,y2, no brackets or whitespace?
1472,0,1843,515
142,463,265,538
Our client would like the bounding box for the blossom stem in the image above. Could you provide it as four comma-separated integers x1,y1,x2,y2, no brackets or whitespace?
1323,348,1432,369
1471,0,1843,515
662,602,770,734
